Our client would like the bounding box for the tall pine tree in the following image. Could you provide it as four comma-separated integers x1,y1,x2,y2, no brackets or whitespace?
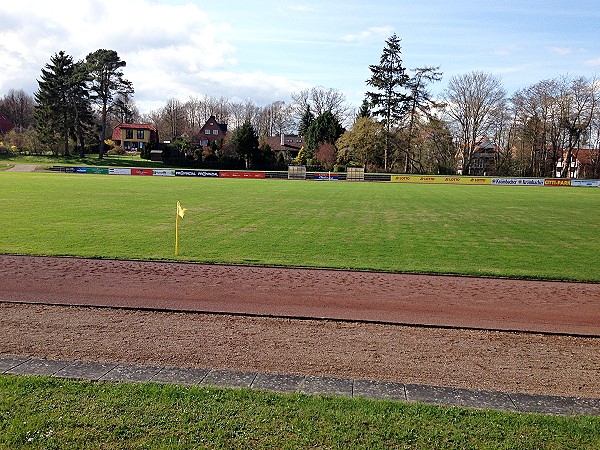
34,52,95,156
366,34,410,171
86,49,133,158
356,98,371,120
34,51,73,155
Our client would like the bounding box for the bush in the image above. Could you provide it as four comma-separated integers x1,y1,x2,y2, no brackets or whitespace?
106,146,126,156
140,145,151,160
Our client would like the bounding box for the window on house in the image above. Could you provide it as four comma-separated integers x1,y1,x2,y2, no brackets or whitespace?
287,139,292,142
139,142,144,149
124,141,131,150
213,130,218,135
125,129,133,139
296,139,302,143
205,129,211,135
137,130,145,139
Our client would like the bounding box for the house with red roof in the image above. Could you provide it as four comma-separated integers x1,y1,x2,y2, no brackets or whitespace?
112,123,159,151
263,133,305,161
556,148,599,179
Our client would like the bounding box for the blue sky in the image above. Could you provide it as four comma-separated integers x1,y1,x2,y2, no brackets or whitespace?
1,0,598,115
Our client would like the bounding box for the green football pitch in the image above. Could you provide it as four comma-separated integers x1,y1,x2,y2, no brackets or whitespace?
1,172,598,281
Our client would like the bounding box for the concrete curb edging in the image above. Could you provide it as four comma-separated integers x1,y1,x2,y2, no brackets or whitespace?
1,356,598,416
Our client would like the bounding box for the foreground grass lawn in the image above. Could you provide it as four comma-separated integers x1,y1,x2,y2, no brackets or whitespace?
1,172,599,281
0,376,598,449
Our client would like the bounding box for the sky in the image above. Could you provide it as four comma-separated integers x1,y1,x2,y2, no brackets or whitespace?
1,0,599,116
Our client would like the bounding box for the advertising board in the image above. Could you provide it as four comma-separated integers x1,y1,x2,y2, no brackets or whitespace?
314,173,339,181
219,171,266,179
131,168,153,176
491,178,545,186
391,175,491,185
152,169,176,177
86,167,109,174
175,170,219,177
570,179,600,188
544,179,571,187
108,168,132,175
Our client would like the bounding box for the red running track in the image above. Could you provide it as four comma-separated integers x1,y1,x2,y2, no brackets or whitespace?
0,255,599,336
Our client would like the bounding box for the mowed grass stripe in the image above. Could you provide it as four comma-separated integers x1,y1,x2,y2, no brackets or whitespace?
1,172,599,281
1,376,599,449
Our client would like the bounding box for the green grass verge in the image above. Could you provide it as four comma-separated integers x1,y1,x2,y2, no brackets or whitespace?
1,376,598,449
0,153,169,170
1,172,599,281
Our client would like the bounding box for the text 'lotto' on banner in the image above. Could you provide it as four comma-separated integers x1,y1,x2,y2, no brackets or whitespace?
391,175,491,185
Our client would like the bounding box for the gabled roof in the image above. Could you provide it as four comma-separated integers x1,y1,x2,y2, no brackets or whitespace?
473,138,502,155
113,123,157,131
568,149,599,165
200,115,227,134
192,116,229,144
264,134,305,152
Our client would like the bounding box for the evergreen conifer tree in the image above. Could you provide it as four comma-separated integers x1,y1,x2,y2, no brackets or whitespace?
228,121,259,168
34,51,74,155
298,105,315,137
366,34,410,171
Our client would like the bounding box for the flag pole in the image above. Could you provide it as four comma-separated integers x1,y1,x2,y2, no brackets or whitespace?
175,212,179,256
175,201,187,256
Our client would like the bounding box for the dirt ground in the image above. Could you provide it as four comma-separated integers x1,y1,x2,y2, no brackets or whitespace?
0,255,598,398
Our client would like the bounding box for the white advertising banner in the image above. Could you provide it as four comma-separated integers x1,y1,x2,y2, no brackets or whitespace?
152,169,176,177
108,168,132,175
571,179,600,188
491,178,544,186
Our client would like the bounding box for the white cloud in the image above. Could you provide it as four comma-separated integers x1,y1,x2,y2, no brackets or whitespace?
548,47,573,56
491,45,520,57
342,26,394,44
288,4,317,13
0,0,309,113
585,57,600,67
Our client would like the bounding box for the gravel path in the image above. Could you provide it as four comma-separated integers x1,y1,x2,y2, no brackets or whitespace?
6,164,37,172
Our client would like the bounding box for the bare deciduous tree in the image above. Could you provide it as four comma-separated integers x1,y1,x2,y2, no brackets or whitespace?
0,89,35,132
255,101,294,137
557,76,598,178
443,71,506,175
162,98,187,141
291,86,352,129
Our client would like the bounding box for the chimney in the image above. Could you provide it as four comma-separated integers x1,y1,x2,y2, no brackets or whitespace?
280,132,285,146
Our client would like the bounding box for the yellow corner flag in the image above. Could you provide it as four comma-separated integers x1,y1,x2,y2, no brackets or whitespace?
177,201,187,219
175,201,188,256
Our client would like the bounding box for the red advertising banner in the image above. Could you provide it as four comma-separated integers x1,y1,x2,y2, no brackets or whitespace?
219,171,265,179
132,168,154,176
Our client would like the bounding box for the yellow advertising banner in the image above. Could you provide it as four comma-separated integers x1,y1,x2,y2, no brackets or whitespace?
544,179,571,187
391,175,491,185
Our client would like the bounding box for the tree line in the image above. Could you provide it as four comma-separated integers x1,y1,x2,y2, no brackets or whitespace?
1,37,599,177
